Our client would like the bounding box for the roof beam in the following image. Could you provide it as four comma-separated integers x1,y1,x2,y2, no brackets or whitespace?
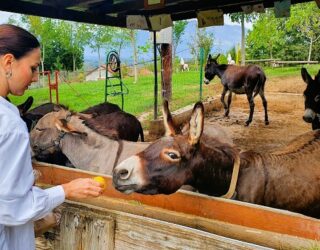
0,1,127,27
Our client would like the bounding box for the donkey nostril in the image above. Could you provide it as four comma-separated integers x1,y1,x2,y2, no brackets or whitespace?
118,169,129,180
303,116,313,123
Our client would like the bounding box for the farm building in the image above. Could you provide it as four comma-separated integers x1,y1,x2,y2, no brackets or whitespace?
1,0,320,250
85,64,113,81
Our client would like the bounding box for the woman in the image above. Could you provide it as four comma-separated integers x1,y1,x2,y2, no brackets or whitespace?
0,24,103,249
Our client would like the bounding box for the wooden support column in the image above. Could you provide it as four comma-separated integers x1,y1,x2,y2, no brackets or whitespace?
160,43,172,101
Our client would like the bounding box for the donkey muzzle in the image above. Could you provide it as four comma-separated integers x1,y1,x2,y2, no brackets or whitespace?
204,78,210,85
303,109,316,123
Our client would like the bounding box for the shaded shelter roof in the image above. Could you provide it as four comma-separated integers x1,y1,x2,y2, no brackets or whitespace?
0,0,313,29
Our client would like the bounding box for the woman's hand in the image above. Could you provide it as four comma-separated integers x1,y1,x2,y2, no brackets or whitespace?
62,178,103,199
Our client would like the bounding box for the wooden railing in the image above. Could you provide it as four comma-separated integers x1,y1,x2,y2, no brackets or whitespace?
243,59,319,67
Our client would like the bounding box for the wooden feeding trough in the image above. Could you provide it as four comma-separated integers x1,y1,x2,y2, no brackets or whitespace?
33,162,320,250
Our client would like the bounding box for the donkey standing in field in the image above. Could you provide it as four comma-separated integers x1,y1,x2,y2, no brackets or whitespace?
204,54,269,126
301,67,320,130
113,101,320,218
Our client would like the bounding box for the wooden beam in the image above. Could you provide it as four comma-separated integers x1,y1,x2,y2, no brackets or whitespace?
0,1,127,27
1,0,315,29
33,161,320,248
88,0,144,14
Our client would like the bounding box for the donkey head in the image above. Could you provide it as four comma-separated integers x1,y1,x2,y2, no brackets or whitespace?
301,68,320,124
112,101,204,195
30,107,86,160
204,54,220,84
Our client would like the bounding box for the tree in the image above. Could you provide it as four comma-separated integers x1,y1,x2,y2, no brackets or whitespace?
246,10,285,59
56,21,90,71
112,28,139,82
172,20,188,59
286,2,320,61
188,27,214,69
129,29,138,83
229,13,257,65
44,40,83,71
88,24,114,79
15,15,56,74
246,2,320,62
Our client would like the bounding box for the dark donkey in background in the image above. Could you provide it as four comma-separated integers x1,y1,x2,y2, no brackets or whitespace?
204,54,269,126
301,67,320,130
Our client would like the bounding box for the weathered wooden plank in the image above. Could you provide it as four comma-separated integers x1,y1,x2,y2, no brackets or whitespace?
52,206,114,250
33,162,320,249
41,201,271,250
113,206,271,250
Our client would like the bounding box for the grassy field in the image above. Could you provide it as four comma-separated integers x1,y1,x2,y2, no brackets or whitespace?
9,64,320,118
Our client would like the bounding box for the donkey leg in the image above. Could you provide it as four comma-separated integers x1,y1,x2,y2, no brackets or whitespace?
245,93,255,126
225,91,232,117
259,90,269,125
221,88,228,116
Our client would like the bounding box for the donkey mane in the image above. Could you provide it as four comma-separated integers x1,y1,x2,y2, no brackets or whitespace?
271,130,320,156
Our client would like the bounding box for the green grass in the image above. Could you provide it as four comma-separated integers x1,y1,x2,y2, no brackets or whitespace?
9,65,320,118
9,70,208,117
264,64,320,78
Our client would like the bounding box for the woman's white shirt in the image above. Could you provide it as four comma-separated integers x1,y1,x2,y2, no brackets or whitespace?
0,96,65,250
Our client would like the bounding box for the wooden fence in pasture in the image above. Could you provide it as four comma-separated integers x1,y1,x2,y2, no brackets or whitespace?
244,59,319,67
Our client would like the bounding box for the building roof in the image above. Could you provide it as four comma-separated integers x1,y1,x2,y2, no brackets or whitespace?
0,0,313,30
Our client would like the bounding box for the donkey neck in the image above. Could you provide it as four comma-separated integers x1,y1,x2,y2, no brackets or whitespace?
59,115,149,175
190,139,238,196
215,64,229,79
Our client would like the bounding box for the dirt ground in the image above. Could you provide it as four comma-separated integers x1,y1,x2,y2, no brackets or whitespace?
203,75,310,153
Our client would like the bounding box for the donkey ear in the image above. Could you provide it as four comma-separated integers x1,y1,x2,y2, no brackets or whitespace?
78,113,94,120
17,96,33,115
55,118,85,136
215,54,221,60
316,70,320,82
301,67,312,84
188,102,204,145
162,100,177,136
208,54,212,60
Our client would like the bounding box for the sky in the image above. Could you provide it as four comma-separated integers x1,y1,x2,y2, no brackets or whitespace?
0,10,252,67
0,11,14,23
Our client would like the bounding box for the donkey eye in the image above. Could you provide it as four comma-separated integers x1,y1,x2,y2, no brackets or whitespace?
166,152,180,160
36,128,46,131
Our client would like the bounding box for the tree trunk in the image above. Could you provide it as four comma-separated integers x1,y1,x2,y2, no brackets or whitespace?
40,45,45,86
130,30,138,84
160,44,172,101
98,46,101,79
308,38,313,62
73,53,76,72
241,13,245,66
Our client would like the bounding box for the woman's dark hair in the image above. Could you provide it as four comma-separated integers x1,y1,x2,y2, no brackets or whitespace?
0,24,40,59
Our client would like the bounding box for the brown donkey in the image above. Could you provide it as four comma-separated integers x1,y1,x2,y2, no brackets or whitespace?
113,102,320,218
204,54,268,126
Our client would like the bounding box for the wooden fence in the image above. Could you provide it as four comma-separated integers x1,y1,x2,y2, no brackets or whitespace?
244,59,319,67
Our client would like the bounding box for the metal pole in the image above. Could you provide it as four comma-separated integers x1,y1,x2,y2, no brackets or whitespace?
199,47,204,101
153,31,158,120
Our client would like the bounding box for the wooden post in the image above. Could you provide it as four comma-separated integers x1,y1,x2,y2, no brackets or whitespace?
160,43,172,101
153,31,158,120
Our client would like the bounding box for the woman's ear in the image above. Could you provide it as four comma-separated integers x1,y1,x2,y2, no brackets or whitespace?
1,53,15,71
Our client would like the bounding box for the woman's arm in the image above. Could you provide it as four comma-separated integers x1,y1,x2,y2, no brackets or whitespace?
0,130,65,225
